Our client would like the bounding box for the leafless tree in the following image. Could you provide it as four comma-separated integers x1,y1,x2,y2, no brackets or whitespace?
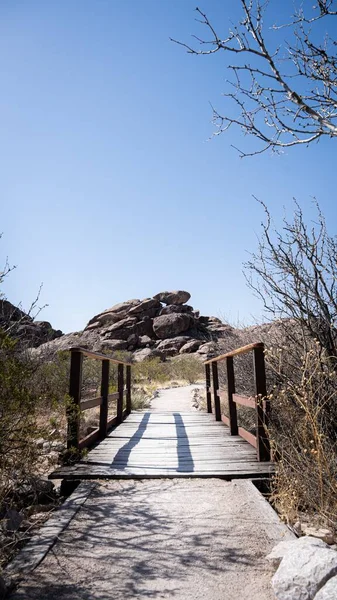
245,200,337,361
172,1,337,156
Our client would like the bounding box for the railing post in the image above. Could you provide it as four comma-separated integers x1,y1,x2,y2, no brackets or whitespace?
99,359,109,439
226,357,238,435
253,345,270,462
205,363,212,413
67,350,83,450
117,363,124,423
211,361,221,421
126,365,132,414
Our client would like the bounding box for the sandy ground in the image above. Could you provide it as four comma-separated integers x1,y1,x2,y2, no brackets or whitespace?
9,478,283,600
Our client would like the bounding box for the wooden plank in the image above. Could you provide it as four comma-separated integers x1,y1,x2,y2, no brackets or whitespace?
238,427,257,449
80,396,102,411
78,427,100,450
69,346,132,366
67,350,83,450
253,345,270,462
117,364,124,424
99,359,109,439
205,363,212,413
211,362,221,421
227,356,238,435
126,365,132,414
233,394,255,409
204,342,264,364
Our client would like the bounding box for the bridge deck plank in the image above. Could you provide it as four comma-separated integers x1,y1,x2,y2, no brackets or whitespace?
50,411,274,480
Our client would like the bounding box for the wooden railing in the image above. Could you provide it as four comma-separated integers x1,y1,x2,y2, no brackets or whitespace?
204,342,270,462
67,347,132,451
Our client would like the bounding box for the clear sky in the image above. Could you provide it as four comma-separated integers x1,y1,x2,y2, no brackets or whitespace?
1,0,336,333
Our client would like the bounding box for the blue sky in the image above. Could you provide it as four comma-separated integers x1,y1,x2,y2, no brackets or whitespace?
1,0,336,333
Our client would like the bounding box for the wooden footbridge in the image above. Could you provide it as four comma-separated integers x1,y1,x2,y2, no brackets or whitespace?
50,343,274,481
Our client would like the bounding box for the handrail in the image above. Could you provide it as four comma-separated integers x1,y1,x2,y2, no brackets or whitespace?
204,342,264,364
69,346,132,366
67,347,132,452
204,342,271,462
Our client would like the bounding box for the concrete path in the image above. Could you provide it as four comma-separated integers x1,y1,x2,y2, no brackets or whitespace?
9,479,289,600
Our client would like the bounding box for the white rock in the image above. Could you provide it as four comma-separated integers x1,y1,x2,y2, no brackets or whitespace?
314,575,337,599
272,537,337,600
267,537,326,567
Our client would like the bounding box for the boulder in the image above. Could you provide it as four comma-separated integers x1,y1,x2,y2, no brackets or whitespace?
135,318,154,338
133,348,158,362
139,335,154,347
315,575,337,599
127,334,139,350
271,537,337,600
154,291,191,305
105,317,138,333
156,337,191,356
179,340,203,354
129,298,161,315
87,299,141,327
100,339,128,351
159,304,193,316
153,313,191,339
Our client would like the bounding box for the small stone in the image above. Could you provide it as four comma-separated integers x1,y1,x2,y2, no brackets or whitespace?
301,525,335,545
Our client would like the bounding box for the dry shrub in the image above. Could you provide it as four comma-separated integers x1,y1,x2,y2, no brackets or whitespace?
267,345,337,527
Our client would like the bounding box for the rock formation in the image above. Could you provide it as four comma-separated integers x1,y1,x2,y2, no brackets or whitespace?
29,290,234,361
0,299,63,348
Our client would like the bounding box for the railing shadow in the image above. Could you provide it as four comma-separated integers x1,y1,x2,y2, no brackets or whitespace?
173,412,194,473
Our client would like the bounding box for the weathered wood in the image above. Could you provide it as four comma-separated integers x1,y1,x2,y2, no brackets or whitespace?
69,347,132,366
253,345,270,462
233,394,255,409
50,411,274,481
211,362,221,421
226,357,238,435
126,365,131,415
204,342,264,364
78,428,100,450
67,350,83,450
205,363,212,413
238,427,257,449
117,363,124,424
80,396,103,411
99,359,110,439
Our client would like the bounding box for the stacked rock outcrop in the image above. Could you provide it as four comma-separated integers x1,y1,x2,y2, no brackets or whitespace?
0,299,63,348
33,290,233,361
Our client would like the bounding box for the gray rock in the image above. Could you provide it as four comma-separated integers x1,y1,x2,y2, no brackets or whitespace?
139,335,154,347
129,298,161,315
153,313,191,339
159,304,193,316
315,575,337,599
156,336,191,356
197,342,217,354
105,317,138,332
100,339,128,351
133,348,158,362
271,536,337,600
154,290,191,305
86,299,141,327
127,334,139,350
179,340,203,354
135,318,154,338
